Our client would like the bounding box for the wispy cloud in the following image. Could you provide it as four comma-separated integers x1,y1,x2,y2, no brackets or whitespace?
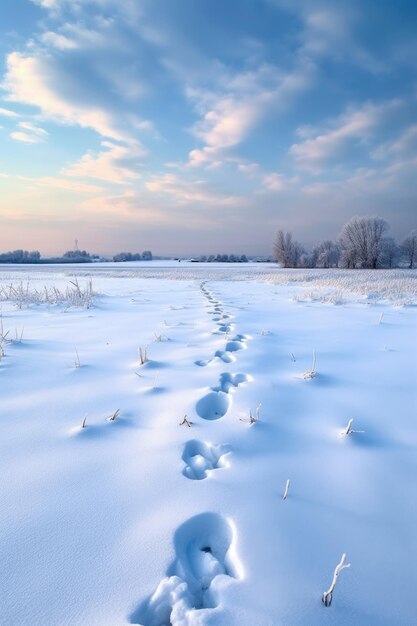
186,60,314,168
372,124,417,160
0,107,19,118
10,121,49,144
30,0,60,8
290,99,403,171
40,31,78,50
146,173,239,205
64,141,144,184
264,173,286,192
34,176,104,194
3,52,130,141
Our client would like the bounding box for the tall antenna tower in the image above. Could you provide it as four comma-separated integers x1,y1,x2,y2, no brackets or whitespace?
74,239,79,251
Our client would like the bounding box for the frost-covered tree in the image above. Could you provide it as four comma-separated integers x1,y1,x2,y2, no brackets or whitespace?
338,216,389,269
274,230,304,268
401,230,417,268
298,250,313,268
274,230,293,267
312,240,340,268
381,237,399,269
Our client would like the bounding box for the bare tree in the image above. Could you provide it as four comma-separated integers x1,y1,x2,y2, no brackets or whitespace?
339,216,389,269
401,230,417,268
274,230,304,268
274,230,293,268
312,240,340,268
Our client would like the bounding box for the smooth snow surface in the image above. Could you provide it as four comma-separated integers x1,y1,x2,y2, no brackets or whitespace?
0,263,416,626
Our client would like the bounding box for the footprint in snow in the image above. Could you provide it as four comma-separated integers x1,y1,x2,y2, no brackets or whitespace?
196,372,251,419
182,440,230,480
194,358,213,367
213,372,250,393
130,513,240,625
196,390,231,420
217,324,233,333
214,349,236,363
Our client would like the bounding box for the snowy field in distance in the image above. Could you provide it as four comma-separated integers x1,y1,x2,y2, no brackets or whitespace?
0,262,416,626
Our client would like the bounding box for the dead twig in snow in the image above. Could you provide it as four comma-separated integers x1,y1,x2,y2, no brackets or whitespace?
322,553,351,607
154,333,170,342
179,415,193,427
240,403,261,425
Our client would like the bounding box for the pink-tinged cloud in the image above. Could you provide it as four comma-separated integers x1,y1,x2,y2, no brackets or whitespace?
64,141,144,184
3,52,127,141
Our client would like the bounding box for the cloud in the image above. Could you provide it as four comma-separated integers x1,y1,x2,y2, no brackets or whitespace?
0,107,19,118
237,162,260,176
31,0,60,7
10,132,39,143
186,61,313,168
19,121,48,136
290,99,403,171
371,124,417,160
146,173,239,205
78,189,169,222
10,121,48,143
262,173,287,192
64,141,144,184
271,0,388,74
3,52,128,141
192,94,266,150
34,176,104,193
40,32,78,50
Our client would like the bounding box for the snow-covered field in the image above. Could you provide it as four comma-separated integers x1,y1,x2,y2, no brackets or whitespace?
1,263,416,626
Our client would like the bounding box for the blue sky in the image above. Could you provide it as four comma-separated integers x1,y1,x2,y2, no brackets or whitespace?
0,0,416,255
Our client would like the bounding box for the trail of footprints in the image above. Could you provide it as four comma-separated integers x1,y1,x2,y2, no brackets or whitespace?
134,283,249,625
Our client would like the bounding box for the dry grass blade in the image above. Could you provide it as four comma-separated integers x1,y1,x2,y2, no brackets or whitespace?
0,279,95,308
107,409,120,422
341,418,364,436
138,346,148,365
303,351,317,379
240,403,261,425
283,479,290,500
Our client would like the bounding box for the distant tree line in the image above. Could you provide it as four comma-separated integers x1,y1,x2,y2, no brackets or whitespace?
113,250,153,262
274,217,416,269
193,254,248,263
0,249,96,264
0,248,154,264
0,250,41,263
